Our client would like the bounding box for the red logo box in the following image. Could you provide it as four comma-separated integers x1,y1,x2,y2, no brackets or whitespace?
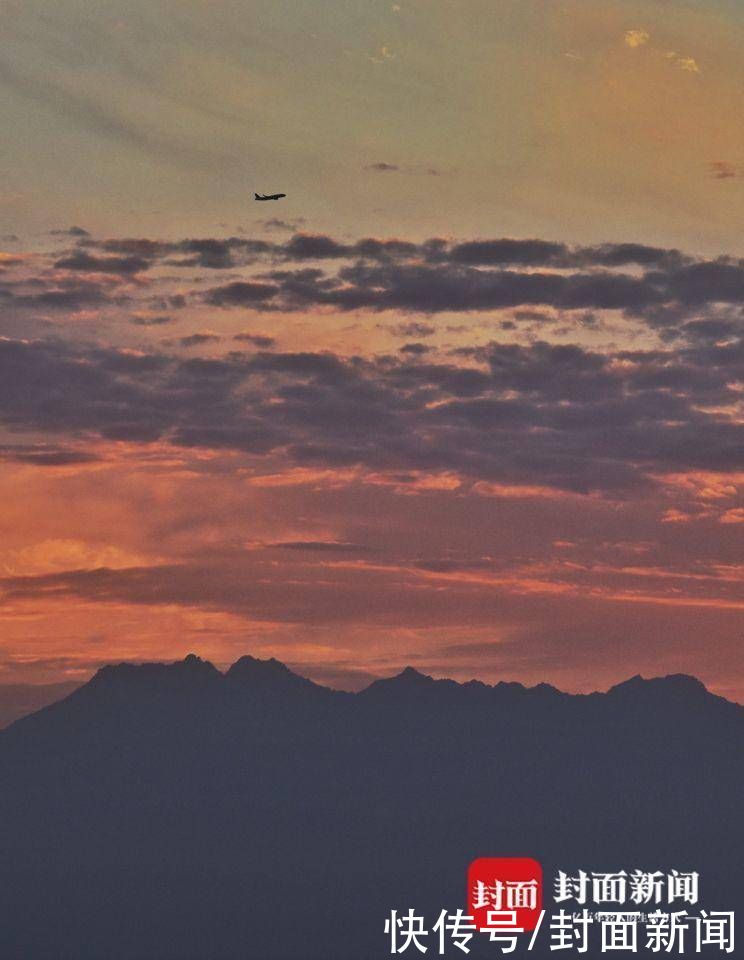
467,857,543,933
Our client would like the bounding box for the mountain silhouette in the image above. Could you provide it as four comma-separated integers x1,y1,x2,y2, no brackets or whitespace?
0,655,741,959
0,680,80,729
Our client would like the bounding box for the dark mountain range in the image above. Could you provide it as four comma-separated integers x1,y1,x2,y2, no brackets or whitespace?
0,655,741,959
0,680,81,729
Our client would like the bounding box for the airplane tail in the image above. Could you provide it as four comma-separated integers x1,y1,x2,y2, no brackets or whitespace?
254,193,260,200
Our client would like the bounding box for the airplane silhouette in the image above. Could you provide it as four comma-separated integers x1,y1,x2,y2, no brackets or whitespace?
255,192,286,201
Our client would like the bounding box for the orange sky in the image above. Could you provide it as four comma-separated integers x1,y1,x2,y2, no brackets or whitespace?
0,0,742,699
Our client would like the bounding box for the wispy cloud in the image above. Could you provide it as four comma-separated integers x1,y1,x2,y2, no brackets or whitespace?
624,29,650,48
256,218,307,233
364,161,448,176
666,51,701,74
622,31,700,75
369,45,395,64
177,332,221,348
365,162,400,173
0,56,238,169
710,161,739,180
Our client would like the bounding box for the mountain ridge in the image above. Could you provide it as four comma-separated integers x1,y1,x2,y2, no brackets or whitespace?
65,652,743,706
3,653,738,746
0,651,741,959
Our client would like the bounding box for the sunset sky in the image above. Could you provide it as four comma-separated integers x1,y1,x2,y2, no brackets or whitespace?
0,0,742,699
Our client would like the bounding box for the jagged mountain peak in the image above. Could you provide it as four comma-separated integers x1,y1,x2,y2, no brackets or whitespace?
396,665,432,682
227,654,293,676
607,672,710,699
25,654,737,720
91,653,221,686
360,665,435,695
225,654,320,691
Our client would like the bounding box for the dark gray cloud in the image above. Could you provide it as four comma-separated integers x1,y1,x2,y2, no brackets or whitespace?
86,231,425,268
57,231,744,326
0,333,741,494
171,237,273,269
205,280,279,305
256,218,307,232
0,444,100,466
70,229,704,272
680,318,740,341
179,333,221,347
84,236,272,271
364,162,447,177
233,332,276,348
130,314,174,326
1,232,743,494
245,261,662,314
661,260,744,304
386,321,437,338
0,230,742,359
585,243,684,268
54,251,150,275
94,238,172,260
195,237,744,320
283,234,351,259
50,226,91,238
1,277,119,311
448,239,569,267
